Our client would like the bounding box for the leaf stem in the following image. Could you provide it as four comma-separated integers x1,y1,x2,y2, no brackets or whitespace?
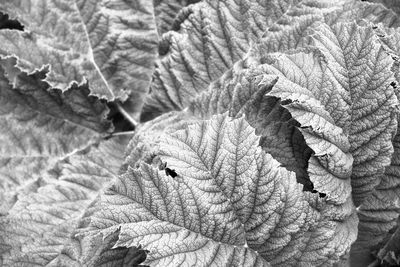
116,103,138,127
110,130,136,137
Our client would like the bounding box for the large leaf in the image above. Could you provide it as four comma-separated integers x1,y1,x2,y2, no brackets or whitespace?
0,136,131,266
142,0,400,121
307,22,398,205
348,21,400,266
141,0,301,120
84,114,357,266
247,21,398,205
144,1,399,206
188,58,314,190
189,49,353,204
261,0,400,54
0,57,113,212
0,0,159,110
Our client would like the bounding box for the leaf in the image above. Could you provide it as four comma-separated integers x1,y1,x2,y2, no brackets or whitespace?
348,25,400,265
190,20,398,207
189,46,354,204
144,1,398,206
85,114,357,266
243,21,398,205
154,0,200,35
122,110,196,174
141,0,301,120
0,135,129,266
261,0,400,54
143,0,400,121
366,0,400,16
188,57,315,190
0,0,159,110
307,22,398,205
0,57,112,212
350,132,400,266
50,205,149,267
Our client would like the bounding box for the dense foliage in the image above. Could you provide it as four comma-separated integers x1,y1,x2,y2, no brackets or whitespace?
1,0,400,266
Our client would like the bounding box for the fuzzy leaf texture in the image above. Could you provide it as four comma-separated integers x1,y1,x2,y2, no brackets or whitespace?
142,0,301,119
190,21,398,206
2,0,400,266
85,114,357,267
0,135,137,266
0,56,113,213
0,0,159,113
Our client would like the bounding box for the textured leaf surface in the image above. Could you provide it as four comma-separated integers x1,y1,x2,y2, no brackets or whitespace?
141,0,301,120
350,131,400,266
154,0,200,35
0,0,158,107
85,114,357,267
188,58,314,190
308,22,398,205
244,22,398,205
366,0,400,15
0,136,129,266
191,21,398,206
348,24,400,265
189,45,354,204
257,0,400,57
0,57,112,212
143,0,400,121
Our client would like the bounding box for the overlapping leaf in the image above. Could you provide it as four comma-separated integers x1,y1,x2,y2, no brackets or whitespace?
154,0,200,35
0,57,112,212
143,0,399,206
346,21,400,266
261,0,400,54
142,0,400,121
350,130,400,266
141,0,301,120
84,114,357,267
253,20,398,205
1,0,400,266
0,136,131,266
366,0,400,16
308,22,398,205
0,0,159,110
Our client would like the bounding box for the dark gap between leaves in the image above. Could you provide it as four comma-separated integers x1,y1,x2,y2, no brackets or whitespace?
107,102,136,132
311,190,327,198
0,12,24,31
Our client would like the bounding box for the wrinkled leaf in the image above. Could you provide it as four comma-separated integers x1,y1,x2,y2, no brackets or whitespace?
0,57,112,212
366,0,400,16
142,0,301,120
154,0,200,35
250,21,398,205
84,114,357,266
0,0,159,111
308,22,398,205
0,136,129,266
350,132,400,266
